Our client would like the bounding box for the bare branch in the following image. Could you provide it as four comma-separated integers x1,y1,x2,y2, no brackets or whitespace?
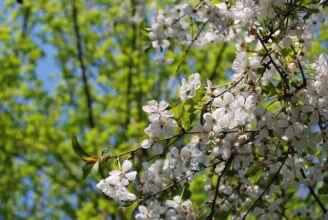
71,0,95,128
242,150,290,219
176,21,208,73
300,168,327,214
207,155,234,220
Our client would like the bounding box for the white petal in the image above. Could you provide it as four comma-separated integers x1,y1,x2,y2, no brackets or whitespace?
162,110,174,118
159,101,169,110
107,176,120,185
109,170,121,176
122,160,132,172
203,112,213,121
224,92,234,104
141,139,152,149
173,195,182,204
213,97,225,108
120,178,129,186
165,200,178,209
232,96,244,110
245,96,255,108
250,56,261,69
126,171,137,181
123,191,136,201
167,118,177,127
96,179,106,190
138,206,148,214
149,114,160,122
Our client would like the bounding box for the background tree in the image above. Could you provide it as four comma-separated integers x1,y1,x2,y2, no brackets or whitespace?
0,0,327,219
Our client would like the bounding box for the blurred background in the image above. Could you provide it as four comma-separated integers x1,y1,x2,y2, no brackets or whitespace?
0,0,326,219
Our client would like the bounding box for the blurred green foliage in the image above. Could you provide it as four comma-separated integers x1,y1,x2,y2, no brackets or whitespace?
0,0,326,219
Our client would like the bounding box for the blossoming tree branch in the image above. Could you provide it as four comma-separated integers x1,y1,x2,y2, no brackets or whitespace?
72,0,327,219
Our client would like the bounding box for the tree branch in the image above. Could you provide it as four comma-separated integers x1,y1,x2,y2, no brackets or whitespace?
242,151,289,219
176,21,208,73
21,6,31,37
71,0,95,128
300,168,327,214
255,30,289,90
123,0,138,131
207,155,234,220
138,158,225,203
291,45,307,90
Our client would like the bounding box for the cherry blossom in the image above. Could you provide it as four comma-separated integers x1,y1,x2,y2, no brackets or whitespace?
179,73,201,101
92,1,328,219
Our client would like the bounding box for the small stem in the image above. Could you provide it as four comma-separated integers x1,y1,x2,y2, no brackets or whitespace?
71,0,95,128
242,151,289,219
207,155,234,220
176,21,208,73
309,186,327,214
138,158,225,202
300,168,327,214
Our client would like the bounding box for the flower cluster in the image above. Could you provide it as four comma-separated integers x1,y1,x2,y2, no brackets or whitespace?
141,100,177,154
136,196,196,220
93,0,328,219
96,160,136,202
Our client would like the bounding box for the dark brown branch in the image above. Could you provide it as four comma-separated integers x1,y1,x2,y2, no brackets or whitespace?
290,45,307,90
300,168,327,214
21,7,31,37
172,0,204,26
123,0,138,131
309,185,327,214
207,155,234,220
242,151,289,220
176,21,208,73
255,30,289,90
295,58,306,89
205,77,244,108
71,0,95,128
138,158,225,203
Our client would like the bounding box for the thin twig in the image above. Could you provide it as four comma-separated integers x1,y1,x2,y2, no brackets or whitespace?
242,151,290,219
21,6,31,37
255,30,289,90
291,45,307,90
300,168,327,214
72,0,95,128
309,186,327,213
124,0,138,131
207,155,234,220
176,21,208,73
205,77,244,108
138,158,225,202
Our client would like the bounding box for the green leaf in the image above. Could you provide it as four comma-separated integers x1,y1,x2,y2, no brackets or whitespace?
121,201,138,219
82,162,94,181
318,185,328,194
261,82,281,97
182,184,192,200
98,159,106,179
72,136,91,158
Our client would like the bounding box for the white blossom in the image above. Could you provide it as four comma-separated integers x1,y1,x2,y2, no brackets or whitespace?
179,73,201,101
